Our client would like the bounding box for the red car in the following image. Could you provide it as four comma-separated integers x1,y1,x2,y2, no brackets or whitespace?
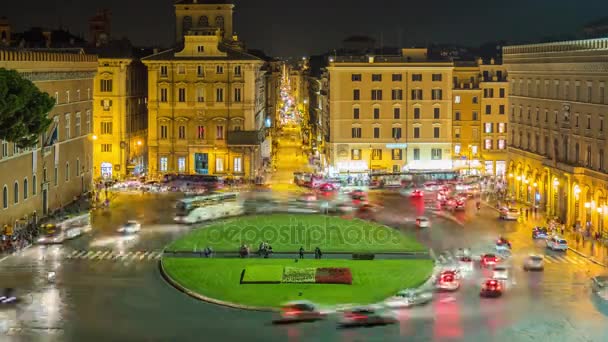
411,189,424,198
480,279,503,298
480,254,499,268
319,183,338,192
435,271,460,291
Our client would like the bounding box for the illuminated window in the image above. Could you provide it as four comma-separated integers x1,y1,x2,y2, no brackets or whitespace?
215,156,224,172
178,157,186,172
234,157,242,173
454,96,461,104
160,157,168,172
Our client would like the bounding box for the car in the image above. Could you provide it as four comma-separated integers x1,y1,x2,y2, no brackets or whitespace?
453,198,466,210
0,288,19,305
523,254,545,271
499,207,520,220
480,279,503,298
532,227,549,239
318,183,338,192
546,236,568,251
416,216,430,228
384,289,433,308
117,220,141,234
591,275,608,301
435,271,460,292
297,192,317,203
492,266,509,280
495,238,512,252
423,182,440,192
338,307,398,328
480,254,499,268
272,301,326,324
411,189,424,198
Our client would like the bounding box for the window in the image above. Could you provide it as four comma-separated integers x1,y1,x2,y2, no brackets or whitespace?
13,182,18,204
454,144,461,154
485,105,492,115
178,126,186,140
454,127,461,138
234,88,242,102
351,74,362,81
215,156,224,172
413,148,420,160
23,178,28,200
433,108,440,119
75,113,81,136
197,87,205,102
198,45,206,53
499,105,505,115
414,127,420,138
498,139,506,150
100,79,112,92
101,122,113,135
177,157,186,173
160,66,168,77
65,113,71,139
601,117,604,132
431,148,442,160
160,157,168,172
55,92,59,104
600,84,606,104
371,89,382,100
373,127,380,138
351,149,362,160
353,89,360,100
160,88,168,102
216,65,224,74
472,111,479,121
575,82,581,101
485,139,493,150
413,107,421,119
587,84,593,102
391,89,403,100
431,89,442,100
454,95,461,104
234,66,242,76
231,157,242,173
197,126,205,139
351,127,362,138
392,127,402,139
455,112,461,121
392,74,402,82
484,123,493,133
216,125,224,140
372,74,382,82
433,127,440,138
54,166,58,186
499,88,505,98
178,88,186,102
32,175,37,196
216,88,224,102
66,90,70,103
372,149,382,160
101,144,112,152
432,74,442,82
412,74,422,81
393,107,400,119
197,65,204,77
587,116,591,130
86,110,91,133
2,186,6,209
65,162,70,181
392,149,402,160
160,125,168,139
353,108,360,119
484,88,494,98
373,108,380,119
411,89,423,100
498,123,506,133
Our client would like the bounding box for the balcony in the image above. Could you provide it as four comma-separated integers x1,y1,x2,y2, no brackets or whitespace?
227,130,265,146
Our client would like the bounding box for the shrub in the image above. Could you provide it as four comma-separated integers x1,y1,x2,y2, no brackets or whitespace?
282,267,316,283
315,268,353,285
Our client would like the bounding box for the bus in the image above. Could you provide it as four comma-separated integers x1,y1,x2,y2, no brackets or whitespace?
371,170,459,187
36,213,92,244
162,174,224,191
174,192,241,224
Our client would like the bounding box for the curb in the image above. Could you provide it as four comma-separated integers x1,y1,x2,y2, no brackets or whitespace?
567,247,607,267
158,257,276,312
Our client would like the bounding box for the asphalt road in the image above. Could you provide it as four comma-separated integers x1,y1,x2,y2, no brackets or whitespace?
1,191,608,341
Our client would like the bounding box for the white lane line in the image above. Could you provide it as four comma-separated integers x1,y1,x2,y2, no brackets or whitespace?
104,252,115,260
542,257,552,263
67,250,79,259
96,251,109,260
82,251,95,259
552,255,568,263
544,256,560,263
89,251,102,260
147,252,158,261
155,252,162,260
139,252,149,261
565,256,586,264
74,251,87,259
131,251,142,261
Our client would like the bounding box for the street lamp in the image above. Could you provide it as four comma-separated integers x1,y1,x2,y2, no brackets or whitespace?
467,145,472,175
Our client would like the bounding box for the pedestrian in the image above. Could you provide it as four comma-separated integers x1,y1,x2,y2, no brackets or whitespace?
299,246,305,259
561,225,565,236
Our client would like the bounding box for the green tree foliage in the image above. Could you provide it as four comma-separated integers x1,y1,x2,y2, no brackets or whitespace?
0,68,55,148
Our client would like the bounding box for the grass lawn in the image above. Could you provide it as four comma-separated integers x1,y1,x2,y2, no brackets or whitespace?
241,265,284,283
166,214,425,253
162,258,433,308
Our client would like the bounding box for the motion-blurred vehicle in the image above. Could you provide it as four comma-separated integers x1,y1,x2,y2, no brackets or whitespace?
117,220,141,234
36,214,92,244
546,236,568,251
416,216,430,228
591,275,608,301
523,254,545,271
435,271,460,292
384,289,433,308
0,288,18,305
411,189,424,198
272,301,326,324
453,197,466,211
318,182,339,192
492,266,510,280
480,279,503,298
480,254,499,268
495,238,512,252
423,182,440,192
532,227,549,239
297,192,318,203
499,207,520,220
338,307,398,328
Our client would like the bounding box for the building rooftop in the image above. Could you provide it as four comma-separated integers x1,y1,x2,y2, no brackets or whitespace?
142,42,262,62
175,0,233,4
504,38,608,55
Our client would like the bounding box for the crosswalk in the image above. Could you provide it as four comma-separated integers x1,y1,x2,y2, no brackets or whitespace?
436,249,593,266
66,250,163,262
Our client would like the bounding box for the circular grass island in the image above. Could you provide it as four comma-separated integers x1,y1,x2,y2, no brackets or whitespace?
161,214,434,309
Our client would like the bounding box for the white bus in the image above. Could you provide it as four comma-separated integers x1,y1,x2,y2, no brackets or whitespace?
174,192,241,224
37,213,92,244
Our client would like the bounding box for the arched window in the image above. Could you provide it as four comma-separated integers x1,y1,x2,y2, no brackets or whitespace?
183,16,193,33
215,16,225,30
13,182,19,204
23,178,28,200
32,175,37,195
2,185,7,209
198,16,209,27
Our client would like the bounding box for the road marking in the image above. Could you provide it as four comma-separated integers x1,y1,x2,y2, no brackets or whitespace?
67,251,79,259
83,251,95,259
147,252,158,260
155,252,162,260
139,252,148,261
89,251,102,260
131,251,141,261
74,251,87,259
543,257,552,264
96,251,109,260
104,252,115,260
566,256,587,265
551,255,568,263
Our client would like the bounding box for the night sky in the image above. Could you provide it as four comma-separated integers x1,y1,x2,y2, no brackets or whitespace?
3,0,608,56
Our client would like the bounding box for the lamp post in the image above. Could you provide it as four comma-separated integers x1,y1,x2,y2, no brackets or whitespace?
467,144,472,176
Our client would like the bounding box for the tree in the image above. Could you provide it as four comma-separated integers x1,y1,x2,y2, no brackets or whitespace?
0,68,55,148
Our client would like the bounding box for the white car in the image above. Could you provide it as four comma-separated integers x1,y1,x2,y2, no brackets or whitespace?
384,289,433,308
416,216,430,228
499,207,520,220
492,266,509,280
118,220,141,234
546,236,568,251
523,254,545,271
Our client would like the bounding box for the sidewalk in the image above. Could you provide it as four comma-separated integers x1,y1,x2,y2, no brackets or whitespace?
481,196,608,267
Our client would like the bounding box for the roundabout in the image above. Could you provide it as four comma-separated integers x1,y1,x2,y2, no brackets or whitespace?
161,214,434,309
